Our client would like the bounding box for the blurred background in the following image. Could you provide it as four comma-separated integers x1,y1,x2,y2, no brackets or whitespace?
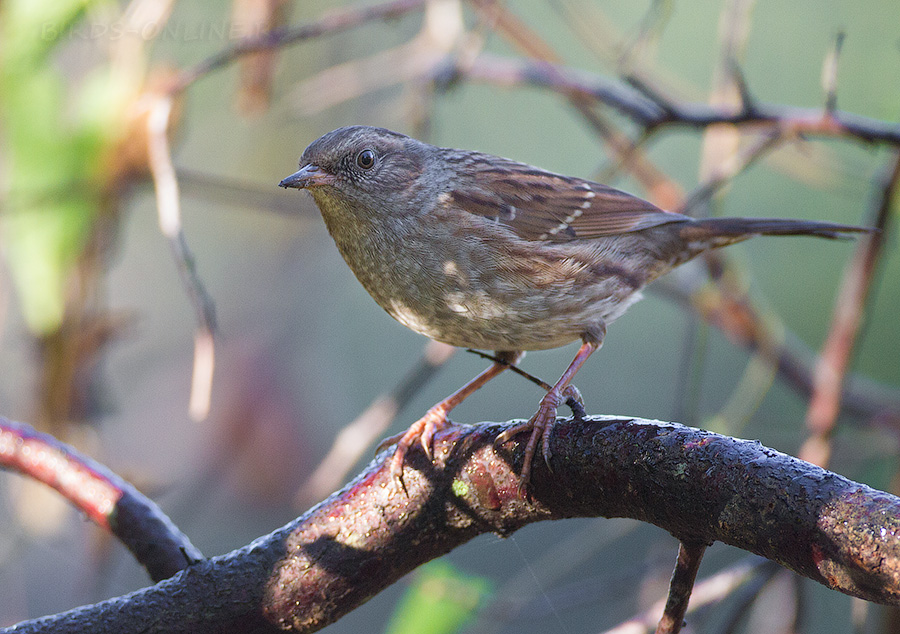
1,0,899,632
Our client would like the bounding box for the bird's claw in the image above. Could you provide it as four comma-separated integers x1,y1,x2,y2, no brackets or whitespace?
379,405,451,488
495,387,569,491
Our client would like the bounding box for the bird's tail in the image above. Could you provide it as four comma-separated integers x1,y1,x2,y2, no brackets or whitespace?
677,217,873,252
657,217,874,271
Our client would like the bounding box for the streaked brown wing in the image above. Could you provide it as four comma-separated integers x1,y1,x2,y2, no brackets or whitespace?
443,151,686,242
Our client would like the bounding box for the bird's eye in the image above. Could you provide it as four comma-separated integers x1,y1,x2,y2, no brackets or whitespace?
356,149,376,170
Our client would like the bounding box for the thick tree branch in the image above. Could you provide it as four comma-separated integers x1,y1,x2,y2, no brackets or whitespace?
4,416,900,633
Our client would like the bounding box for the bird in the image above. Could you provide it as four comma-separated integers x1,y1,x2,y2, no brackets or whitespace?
279,125,868,488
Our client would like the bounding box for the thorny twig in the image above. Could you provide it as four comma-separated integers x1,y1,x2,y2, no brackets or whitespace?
459,53,900,143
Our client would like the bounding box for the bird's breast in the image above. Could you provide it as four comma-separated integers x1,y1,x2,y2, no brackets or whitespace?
324,210,653,351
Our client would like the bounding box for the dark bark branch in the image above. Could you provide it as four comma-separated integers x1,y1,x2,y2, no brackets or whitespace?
461,53,900,145
0,417,202,582
656,542,707,634
4,416,900,633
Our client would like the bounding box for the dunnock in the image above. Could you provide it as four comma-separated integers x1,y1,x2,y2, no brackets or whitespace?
280,125,867,486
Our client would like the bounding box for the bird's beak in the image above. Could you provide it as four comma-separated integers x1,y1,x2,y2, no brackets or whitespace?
278,164,335,189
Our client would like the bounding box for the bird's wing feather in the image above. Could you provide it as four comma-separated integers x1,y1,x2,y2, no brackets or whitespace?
444,152,686,242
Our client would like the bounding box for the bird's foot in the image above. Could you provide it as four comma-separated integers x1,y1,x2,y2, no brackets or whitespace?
496,386,570,491
377,404,453,485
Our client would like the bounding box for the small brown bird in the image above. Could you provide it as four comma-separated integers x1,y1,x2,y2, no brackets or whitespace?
280,125,866,486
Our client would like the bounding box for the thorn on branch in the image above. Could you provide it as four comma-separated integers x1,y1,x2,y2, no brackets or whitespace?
679,131,783,216
726,56,756,117
822,31,846,115
624,73,678,122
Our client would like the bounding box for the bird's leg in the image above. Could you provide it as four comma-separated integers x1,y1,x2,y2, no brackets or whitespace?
381,350,522,479
497,328,604,487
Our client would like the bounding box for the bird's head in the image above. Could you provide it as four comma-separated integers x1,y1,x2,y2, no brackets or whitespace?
279,126,440,219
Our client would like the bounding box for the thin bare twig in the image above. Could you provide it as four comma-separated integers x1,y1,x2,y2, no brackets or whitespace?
146,96,217,421
169,0,429,94
465,348,552,391
655,542,708,634
461,53,900,144
295,341,455,506
801,150,899,466
465,349,586,417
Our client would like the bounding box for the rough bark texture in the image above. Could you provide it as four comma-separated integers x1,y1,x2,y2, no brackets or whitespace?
5,416,900,633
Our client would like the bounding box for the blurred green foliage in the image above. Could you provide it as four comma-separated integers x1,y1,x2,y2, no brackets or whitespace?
0,0,131,334
384,561,493,634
